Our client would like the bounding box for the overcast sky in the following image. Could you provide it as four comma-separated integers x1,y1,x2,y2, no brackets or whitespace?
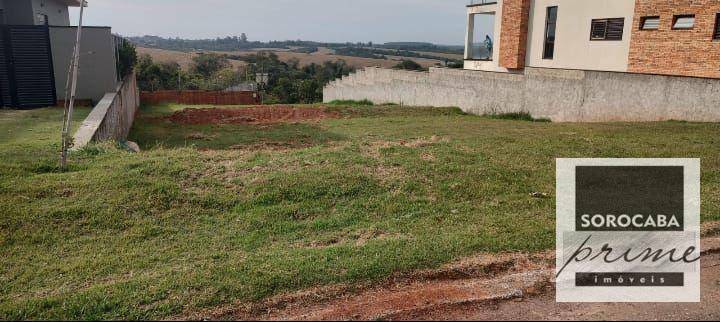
69,0,473,45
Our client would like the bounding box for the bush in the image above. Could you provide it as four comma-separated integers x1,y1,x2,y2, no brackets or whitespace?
190,54,231,78
136,55,183,92
116,40,137,79
327,99,374,106
484,112,551,122
393,59,425,71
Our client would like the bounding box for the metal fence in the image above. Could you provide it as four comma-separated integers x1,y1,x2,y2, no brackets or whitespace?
0,25,56,109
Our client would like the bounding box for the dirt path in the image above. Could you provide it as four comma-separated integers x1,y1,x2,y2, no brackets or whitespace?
182,237,720,320
392,251,720,321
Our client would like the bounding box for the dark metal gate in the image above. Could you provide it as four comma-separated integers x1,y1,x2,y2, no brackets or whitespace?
0,25,57,109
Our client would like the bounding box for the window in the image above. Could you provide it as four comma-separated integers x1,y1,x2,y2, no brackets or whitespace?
640,16,660,30
714,13,720,40
590,18,625,40
468,13,496,60
672,15,695,29
543,6,558,60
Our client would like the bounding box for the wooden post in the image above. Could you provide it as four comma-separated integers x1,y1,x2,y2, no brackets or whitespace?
61,0,86,170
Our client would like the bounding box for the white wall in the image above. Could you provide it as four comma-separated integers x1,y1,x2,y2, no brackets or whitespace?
526,0,635,72
32,0,71,26
0,0,70,25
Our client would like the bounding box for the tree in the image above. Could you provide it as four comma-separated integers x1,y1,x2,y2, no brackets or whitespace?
393,59,425,71
297,79,321,103
116,40,137,79
210,68,244,91
189,53,231,78
271,77,298,103
136,54,183,91
240,33,248,43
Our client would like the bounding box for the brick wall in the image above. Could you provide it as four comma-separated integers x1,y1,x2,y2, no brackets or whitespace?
499,0,532,69
628,0,720,78
140,90,260,106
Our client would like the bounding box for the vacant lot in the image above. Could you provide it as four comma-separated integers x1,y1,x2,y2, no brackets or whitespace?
1,104,719,319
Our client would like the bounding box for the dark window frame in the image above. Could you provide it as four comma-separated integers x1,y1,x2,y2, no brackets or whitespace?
543,6,558,60
590,18,625,41
640,16,660,30
714,13,720,40
672,14,695,30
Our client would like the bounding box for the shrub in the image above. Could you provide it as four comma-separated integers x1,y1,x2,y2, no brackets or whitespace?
484,112,551,122
327,99,374,106
392,60,425,71
117,40,137,79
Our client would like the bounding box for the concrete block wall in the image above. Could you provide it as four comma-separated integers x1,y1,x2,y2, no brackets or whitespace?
73,73,140,149
323,67,720,122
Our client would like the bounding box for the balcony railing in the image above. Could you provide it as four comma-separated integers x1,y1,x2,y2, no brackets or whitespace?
468,0,498,6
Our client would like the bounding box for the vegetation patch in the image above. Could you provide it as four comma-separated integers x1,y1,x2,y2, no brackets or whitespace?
484,112,551,123
327,99,374,106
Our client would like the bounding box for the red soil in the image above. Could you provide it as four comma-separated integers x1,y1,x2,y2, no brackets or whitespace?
165,106,338,125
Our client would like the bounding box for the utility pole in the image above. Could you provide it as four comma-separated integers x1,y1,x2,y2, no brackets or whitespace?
61,0,86,170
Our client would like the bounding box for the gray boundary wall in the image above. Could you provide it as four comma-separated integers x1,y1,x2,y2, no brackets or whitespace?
72,72,139,149
323,67,720,122
50,26,119,104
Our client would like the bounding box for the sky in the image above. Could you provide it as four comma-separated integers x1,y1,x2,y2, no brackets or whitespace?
69,0,477,45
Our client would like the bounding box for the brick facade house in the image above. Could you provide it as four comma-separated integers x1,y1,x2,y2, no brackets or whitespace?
465,0,720,79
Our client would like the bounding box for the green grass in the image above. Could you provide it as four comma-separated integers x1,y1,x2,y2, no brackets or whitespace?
1,104,719,319
327,99,375,106
484,112,551,122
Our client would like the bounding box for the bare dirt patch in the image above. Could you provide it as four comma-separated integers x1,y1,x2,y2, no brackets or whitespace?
363,136,449,159
296,228,412,250
165,106,339,125
179,236,720,321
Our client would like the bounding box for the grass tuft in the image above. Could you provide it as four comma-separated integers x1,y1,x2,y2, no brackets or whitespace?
327,99,374,106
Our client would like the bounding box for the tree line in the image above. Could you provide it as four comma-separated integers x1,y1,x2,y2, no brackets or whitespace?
127,35,464,55
136,52,355,104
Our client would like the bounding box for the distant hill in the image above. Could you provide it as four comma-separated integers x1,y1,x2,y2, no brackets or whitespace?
127,35,322,52
127,35,464,55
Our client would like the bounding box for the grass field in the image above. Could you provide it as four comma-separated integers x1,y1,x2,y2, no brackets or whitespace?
1,104,719,319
